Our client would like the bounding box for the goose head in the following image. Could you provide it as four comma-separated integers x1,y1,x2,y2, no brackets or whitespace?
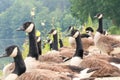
47,39,53,44
36,36,41,43
94,13,103,19
48,29,57,35
85,27,94,36
0,45,19,58
0,45,26,80
67,26,74,32
17,22,34,33
70,29,80,39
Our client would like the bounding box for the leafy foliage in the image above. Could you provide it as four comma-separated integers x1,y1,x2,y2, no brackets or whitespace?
70,0,120,26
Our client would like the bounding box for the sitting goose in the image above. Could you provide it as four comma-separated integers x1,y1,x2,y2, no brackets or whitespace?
67,29,120,77
94,13,120,55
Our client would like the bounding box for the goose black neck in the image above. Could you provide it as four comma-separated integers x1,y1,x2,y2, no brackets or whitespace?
50,43,53,50
52,33,58,50
28,27,39,60
74,34,83,59
59,39,63,48
97,18,103,34
37,40,42,55
13,48,26,76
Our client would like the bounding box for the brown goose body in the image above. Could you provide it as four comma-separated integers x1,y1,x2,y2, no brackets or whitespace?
68,29,120,77
94,14,120,55
80,57,120,77
81,38,94,52
95,34,120,55
59,48,75,58
16,69,71,80
39,50,63,63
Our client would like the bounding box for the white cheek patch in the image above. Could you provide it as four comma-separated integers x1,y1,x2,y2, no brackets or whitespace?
10,47,18,57
53,30,57,35
98,14,103,19
70,27,73,31
73,31,79,38
37,37,41,42
25,23,34,33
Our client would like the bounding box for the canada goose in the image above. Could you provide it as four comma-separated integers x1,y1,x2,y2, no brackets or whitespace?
17,22,42,71
67,26,94,54
48,29,58,50
67,26,76,48
85,27,94,39
59,39,64,48
69,29,120,77
36,36,42,55
94,13,120,55
0,45,26,80
17,21,39,60
2,34,41,78
48,29,75,60
40,29,74,62
39,30,63,63
18,23,63,63
47,38,53,50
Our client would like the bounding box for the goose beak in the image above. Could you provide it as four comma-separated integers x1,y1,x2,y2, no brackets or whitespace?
16,26,24,31
0,53,7,58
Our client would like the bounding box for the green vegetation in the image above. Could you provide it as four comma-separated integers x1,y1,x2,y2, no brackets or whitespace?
70,0,120,27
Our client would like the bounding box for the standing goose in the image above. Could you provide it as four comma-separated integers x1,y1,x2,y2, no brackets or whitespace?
0,45,26,80
94,13,120,55
68,29,120,77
